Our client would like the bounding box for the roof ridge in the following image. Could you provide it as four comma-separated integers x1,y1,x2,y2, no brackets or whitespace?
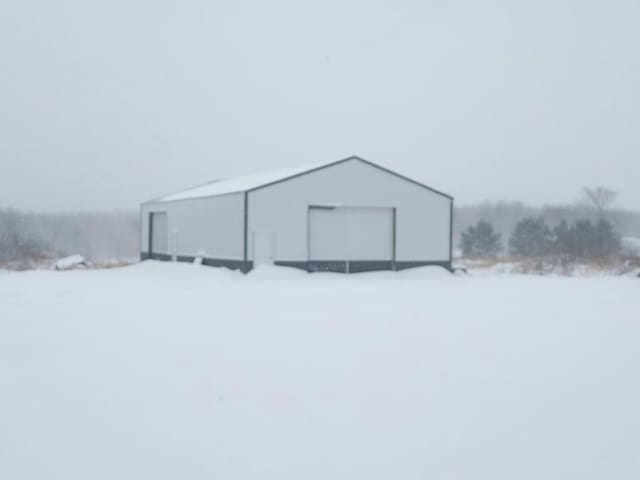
142,155,452,204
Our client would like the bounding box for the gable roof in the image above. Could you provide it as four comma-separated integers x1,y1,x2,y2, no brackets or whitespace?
146,156,453,203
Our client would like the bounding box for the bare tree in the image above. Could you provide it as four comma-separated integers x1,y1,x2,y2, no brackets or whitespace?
582,186,617,218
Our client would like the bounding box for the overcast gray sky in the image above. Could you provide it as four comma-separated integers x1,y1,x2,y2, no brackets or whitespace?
1,0,638,212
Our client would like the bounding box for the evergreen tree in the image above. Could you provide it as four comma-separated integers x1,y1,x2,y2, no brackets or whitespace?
509,217,553,257
593,219,621,259
571,219,594,258
549,218,621,260
459,221,502,257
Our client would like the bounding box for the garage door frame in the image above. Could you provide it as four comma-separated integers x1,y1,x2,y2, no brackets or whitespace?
306,205,397,273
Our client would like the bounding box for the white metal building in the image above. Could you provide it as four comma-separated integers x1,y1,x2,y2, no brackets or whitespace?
140,156,453,273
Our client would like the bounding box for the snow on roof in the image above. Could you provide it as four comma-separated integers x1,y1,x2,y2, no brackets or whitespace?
146,156,453,203
152,160,334,203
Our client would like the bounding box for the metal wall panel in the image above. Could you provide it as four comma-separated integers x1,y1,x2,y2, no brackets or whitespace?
141,193,244,259
248,158,450,262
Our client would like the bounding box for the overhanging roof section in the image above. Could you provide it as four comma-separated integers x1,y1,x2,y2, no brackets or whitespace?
144,156,453,204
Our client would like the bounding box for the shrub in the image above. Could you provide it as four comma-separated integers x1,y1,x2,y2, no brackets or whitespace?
509,217,553,257
459,221,502,257
513,217,621,261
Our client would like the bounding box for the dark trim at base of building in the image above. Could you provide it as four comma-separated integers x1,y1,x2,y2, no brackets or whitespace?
276,260,453,273
141,252,451,274
201,257,253,272
141,252,253,273
396,261,453,272
141,252,173,261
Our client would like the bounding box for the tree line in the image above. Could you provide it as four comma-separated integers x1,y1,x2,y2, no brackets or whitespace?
460,217,622,260
0,208,139,267
454,191,640,245
456,186,640,261
2,186,639,268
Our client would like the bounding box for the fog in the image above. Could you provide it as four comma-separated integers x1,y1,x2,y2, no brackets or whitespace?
1,0,639,212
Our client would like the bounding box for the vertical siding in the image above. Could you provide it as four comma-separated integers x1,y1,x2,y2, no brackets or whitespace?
247,159,451,262
140,193,244,259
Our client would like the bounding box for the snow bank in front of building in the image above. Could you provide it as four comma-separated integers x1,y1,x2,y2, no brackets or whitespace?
247,263,453,280
1,264,639,480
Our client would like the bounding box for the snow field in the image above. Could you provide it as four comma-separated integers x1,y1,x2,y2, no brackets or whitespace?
1,262,639,479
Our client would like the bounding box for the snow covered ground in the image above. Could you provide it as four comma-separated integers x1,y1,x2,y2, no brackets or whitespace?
457,257,640,277
1,262,639,479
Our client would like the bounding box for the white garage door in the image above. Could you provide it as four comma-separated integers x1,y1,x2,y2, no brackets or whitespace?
150,212,168,254
308,206,394,262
